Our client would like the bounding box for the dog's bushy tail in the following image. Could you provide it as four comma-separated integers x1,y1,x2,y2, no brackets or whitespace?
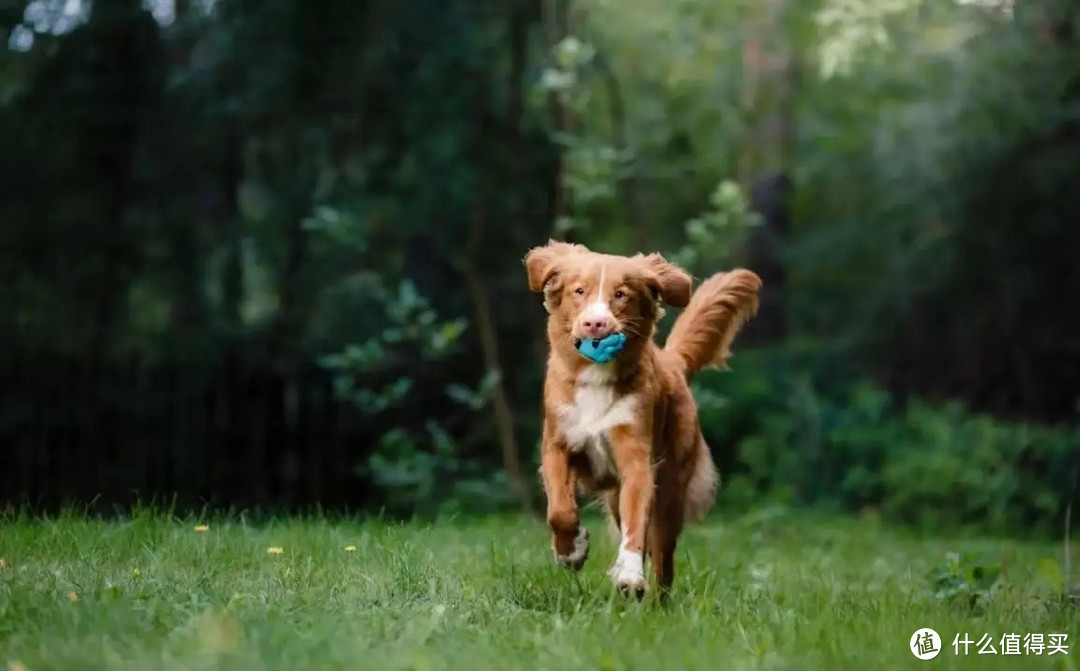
663,269,762,380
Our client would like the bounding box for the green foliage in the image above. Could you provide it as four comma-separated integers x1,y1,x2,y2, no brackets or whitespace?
814,0,923,79
2,0,1078,526
319,278,466,413
445,370,502,411
789,0,1080,419
319,280,510,516
924,551,1002,609
364,424,514,518
701,347,1078,537
1035,557,1067,595
670,180,761,272
535,35,619,236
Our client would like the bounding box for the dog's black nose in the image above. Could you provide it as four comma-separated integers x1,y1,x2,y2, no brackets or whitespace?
574,339,583,349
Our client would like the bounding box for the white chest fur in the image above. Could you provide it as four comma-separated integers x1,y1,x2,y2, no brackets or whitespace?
556,365,637,479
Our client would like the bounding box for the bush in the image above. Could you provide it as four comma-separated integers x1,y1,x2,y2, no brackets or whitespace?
700,345,1078,537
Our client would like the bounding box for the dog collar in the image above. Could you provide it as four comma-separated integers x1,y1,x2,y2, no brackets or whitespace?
574,332,627,364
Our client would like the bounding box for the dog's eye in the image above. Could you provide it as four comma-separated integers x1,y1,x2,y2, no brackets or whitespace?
614,290,625,299
574,287,585,295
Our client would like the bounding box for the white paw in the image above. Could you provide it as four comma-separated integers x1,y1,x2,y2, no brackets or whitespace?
555,526,589,571
608,548,646,596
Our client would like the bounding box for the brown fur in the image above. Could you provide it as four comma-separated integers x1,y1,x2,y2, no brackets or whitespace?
523,240,761,597
664,270,762,376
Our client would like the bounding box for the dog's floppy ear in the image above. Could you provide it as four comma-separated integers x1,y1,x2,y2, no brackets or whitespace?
523,240,584,292
641,252,692,308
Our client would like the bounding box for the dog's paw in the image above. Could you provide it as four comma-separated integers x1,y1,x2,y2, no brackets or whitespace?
554,526,589,571
608,550,646,599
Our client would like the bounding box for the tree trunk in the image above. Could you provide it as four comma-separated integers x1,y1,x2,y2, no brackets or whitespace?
592,49,646,249
736,0,795,346
462,203,541,517
742,172,791,346
737,0,794,186
220,128,245,327
544,0,575,242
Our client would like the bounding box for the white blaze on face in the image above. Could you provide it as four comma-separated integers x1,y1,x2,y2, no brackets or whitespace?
580,265,613,325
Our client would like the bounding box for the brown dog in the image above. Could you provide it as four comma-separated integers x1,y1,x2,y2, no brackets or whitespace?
523,240,761,597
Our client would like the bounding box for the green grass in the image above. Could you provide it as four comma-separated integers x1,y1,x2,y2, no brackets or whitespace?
0,507,1076,671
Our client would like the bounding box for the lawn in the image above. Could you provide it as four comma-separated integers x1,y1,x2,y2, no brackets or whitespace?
0,507,1076,671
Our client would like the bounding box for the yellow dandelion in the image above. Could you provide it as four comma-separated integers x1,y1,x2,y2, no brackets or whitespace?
266,547,283,555
344,545,357,553
132,567,141,577
67,591,79,602
194,524,210,532
9,660,28,671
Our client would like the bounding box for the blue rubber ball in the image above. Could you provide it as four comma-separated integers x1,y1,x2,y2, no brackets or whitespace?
575,332,627,364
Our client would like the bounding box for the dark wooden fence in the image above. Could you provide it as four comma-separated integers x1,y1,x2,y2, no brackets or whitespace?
0,347,374,514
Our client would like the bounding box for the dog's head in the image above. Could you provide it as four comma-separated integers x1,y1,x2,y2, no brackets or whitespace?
523,240,692,349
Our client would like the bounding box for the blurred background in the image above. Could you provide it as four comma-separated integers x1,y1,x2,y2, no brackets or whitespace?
0,0,1077,534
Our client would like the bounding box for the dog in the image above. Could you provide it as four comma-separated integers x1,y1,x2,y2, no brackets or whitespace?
523,240,762,597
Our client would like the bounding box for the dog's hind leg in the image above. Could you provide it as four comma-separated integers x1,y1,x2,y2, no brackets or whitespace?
649,493,683,600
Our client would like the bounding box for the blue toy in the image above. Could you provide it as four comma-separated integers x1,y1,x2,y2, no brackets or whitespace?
574,332,627,364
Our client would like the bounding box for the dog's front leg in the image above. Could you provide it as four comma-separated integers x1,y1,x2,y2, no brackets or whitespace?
607,424,654,598
540,425,589,571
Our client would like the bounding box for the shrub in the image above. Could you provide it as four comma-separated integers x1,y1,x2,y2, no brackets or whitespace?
700,345,1078,537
